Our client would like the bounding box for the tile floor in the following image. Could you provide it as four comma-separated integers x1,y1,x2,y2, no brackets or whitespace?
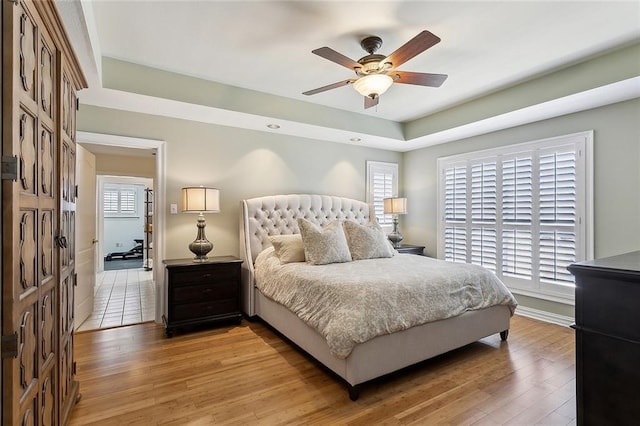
77,268,155,332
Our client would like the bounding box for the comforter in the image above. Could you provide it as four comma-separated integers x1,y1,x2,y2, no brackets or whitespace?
255,247,517,358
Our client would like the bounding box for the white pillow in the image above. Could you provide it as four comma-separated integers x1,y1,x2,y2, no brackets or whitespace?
297,218,352,265
268,234,305,264
343,220,395,260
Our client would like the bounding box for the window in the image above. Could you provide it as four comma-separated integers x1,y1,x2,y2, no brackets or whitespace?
437,131,593,303
103,185,139,217
366,161,398,229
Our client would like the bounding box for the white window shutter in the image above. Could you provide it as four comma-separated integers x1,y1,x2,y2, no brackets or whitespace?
437,131,592,303
445,226,467,263
445,166,467,222
104,190,119,213
366,161,398,227
120,189,136,213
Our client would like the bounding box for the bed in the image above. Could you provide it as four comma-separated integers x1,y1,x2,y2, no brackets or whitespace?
240,194,516,400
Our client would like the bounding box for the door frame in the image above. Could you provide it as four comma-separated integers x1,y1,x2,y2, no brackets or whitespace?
76,132,166,324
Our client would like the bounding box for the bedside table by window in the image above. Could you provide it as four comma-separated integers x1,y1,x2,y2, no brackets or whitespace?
163,256,243,337
394,244,425,256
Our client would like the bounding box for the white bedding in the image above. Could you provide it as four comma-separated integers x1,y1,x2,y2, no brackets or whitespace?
255,247,518,359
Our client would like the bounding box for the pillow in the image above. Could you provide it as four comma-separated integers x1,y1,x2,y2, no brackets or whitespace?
343,220,395,260
268,234,305,264
297,218,352,265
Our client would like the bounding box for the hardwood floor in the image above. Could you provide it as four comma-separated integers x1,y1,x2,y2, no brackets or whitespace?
70,315,576,425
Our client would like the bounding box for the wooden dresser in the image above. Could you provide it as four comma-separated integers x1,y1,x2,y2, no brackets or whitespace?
163,256,243,337
568,251,640,426
2,0,86,422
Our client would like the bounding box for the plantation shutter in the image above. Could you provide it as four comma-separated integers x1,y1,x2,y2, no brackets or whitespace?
471,161,497,271
366,161,398,227
438,132,591,302
502,155,533,279
120,189,136,213
103,189,119,213
539,150,577,284
104,185,139,216
444,164,467,263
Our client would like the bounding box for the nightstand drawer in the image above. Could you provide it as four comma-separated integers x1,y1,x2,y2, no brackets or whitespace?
172,298,237,321
170,266,238,286
172,281,237,304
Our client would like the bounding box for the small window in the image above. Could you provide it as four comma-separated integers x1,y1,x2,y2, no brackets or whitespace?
366,161,398,229
104,185,139,217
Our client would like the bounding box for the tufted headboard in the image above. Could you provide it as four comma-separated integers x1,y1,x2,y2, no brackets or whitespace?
239,194,374,316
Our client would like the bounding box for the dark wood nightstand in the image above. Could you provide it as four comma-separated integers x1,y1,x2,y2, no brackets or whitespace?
394,244,425,256
163,256,243,337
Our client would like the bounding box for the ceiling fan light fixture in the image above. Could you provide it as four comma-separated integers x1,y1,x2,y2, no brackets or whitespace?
353,74,393,98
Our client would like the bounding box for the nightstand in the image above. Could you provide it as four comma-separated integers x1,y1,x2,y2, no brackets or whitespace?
394,244,425,256
163,256,243,337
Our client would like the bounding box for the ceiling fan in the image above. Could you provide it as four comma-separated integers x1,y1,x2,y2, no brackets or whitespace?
303,30,448,109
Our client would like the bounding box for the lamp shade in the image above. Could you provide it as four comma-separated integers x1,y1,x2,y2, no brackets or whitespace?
353,74,394,98
383,197,407,215
181,187,220,213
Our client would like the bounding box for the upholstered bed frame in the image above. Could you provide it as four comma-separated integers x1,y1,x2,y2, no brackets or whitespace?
240,194,511,400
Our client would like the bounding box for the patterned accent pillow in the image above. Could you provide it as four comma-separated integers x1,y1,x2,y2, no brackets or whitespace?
269,234,305,264
343,220,395,260
297,218,352,265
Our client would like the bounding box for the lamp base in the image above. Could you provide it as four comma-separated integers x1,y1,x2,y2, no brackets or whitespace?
189,239,213,262
387,232,403,248
189,213,213,262
388,216,403,248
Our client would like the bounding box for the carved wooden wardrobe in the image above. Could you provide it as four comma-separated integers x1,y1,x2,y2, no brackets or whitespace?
2,0,86,424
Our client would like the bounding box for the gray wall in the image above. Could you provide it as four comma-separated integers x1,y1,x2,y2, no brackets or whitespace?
78,106,402,260
402,98,640,317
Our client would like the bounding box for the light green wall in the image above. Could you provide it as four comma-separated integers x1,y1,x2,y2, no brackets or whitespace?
102,57,404,140
406,42,640,139
402,98,640,316
77,105,402,260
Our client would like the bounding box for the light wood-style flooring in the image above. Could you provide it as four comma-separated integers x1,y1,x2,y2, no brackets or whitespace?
70,315,576,425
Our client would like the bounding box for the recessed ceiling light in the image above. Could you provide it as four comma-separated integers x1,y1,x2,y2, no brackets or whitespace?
267,124,280,129
350,137,361,142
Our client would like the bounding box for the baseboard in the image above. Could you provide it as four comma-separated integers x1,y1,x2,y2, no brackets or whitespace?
515,306,574,327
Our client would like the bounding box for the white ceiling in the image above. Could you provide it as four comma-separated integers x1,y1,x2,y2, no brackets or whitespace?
60,1,640,152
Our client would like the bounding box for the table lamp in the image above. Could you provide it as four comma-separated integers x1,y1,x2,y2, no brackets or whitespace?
383,197,407,248
181,186,220,261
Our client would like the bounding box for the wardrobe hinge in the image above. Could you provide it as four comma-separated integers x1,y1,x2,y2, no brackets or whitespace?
76,98,80,111
1,156,18,181
1,333,18,359
74,272,78,287
75,184,79,198
73,361,77,375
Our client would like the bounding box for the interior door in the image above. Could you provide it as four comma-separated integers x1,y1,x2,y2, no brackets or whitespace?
74,144,96,328
2,1,59,423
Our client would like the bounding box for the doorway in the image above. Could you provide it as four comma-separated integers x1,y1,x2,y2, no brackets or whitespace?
74,132,166,332
78,176,155,331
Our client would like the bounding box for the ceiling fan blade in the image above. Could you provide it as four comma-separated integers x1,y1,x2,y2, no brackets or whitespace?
392,71,448,87
384,30,441,68
303,79,352,96
312,47,361,70
364,96,379,109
